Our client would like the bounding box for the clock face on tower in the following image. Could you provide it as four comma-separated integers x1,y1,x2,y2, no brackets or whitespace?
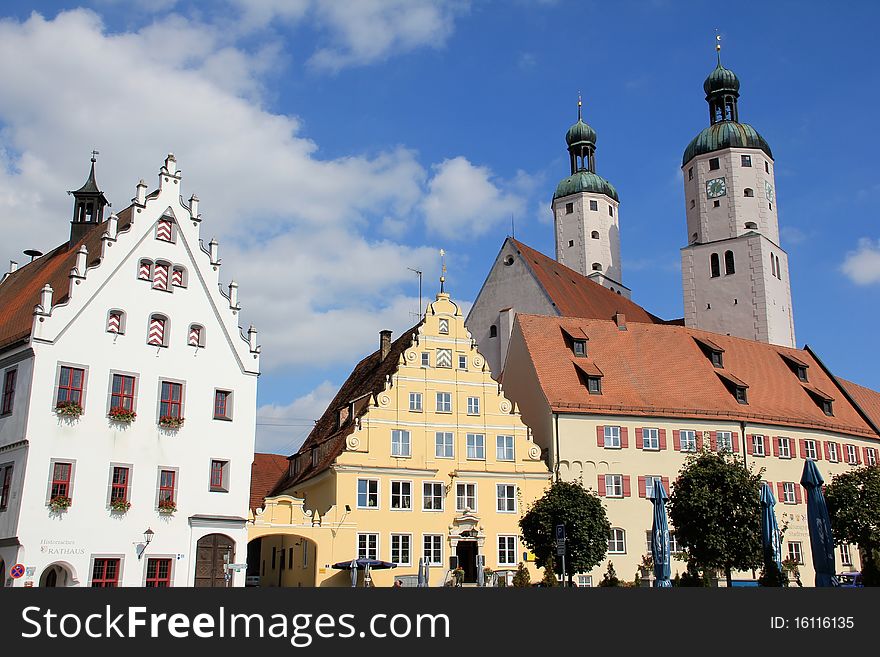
765,180,775,203
706,177,726,198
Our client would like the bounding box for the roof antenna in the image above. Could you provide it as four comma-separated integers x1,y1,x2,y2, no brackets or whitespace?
407,267,422,319
91,149,100,162
23,249,43,262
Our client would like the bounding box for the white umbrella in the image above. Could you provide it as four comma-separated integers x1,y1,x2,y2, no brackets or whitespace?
417,558,426,587
476,554,485,587
363,561,371,587
350,559,357,588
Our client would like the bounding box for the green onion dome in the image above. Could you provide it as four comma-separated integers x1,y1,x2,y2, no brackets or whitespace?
703,62,740,96
565,118,597,147
682,121,772,166
553,170,618,202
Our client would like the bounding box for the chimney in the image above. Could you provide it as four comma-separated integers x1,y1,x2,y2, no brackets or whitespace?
135,179,147,205
379,330,392,361
614,312,627,331
8,261,18,274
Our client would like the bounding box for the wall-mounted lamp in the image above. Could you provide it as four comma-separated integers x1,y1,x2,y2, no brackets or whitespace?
138,527,155,560
345,504,351,513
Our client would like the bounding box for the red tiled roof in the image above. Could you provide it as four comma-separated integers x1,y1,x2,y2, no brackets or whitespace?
509,238,665,325
515,313,879,438
250,453,290,511
837,378,880,434
271,323,422,494
0,207,133,353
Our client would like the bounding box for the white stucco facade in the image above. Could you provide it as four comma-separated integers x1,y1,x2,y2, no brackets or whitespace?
0,155,260,587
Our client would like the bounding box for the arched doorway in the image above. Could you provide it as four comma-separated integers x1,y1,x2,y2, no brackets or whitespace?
194,533,234,587
39,563,73,587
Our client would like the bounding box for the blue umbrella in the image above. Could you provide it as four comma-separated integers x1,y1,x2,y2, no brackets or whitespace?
650,481,672,587
417,558,426,588
760,482,783,583
800,460,839,587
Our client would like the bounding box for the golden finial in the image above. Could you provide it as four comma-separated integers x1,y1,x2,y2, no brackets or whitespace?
577,91,582,121
439,248,447,293
715,30,722,64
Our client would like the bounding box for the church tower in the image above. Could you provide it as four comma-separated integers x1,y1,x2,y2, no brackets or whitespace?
68,152,109,246
552,98,629,298
680,40,795,347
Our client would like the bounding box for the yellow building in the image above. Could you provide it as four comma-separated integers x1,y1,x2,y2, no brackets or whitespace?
248,289,551,586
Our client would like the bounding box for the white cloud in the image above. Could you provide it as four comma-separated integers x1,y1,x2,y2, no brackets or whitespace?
841,238,880,285
0,10,439,372
422,157,525,240
781,225,807,245
256,380,337,453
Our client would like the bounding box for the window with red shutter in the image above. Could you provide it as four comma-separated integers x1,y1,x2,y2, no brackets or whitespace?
620,427,629,448
730,432,739,453
159,381,183,420
50,462,72,500
110,374,136,412
158,469,176,506
672,430,681,451
110,466,129,503
597,474,606,497
635,428,643,449
638,476,647,498
56,366,85,407
622,475,632,497
658,429,667,450
596,426,604,447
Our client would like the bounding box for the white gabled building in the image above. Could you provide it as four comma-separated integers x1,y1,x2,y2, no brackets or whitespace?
0,154,260,587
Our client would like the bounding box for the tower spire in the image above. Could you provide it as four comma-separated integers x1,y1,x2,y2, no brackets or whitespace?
577,92,582,121
68,151,110,246
715,30,722,65
439,248,447,294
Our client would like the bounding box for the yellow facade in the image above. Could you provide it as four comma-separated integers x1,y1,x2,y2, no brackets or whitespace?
249,292,552,586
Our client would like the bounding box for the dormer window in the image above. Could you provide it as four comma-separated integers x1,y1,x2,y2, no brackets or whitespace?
561,326,589,357
780,353,809,382
573,361,603,395
802,383,834,416
796,365,807,382
821,400,833,416
573,340,586,357
587,376,602,395
694,336,724,368
734,386,748,404
716,371,748,405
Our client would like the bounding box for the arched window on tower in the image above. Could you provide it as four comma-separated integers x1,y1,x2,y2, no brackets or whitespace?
775,255,781,279
489,325,498,338
744,222,757,230
591,231,600,240
744,188,754,197
710,253,720,278
771,253,777,277
591,263,603,271
724,250,735,275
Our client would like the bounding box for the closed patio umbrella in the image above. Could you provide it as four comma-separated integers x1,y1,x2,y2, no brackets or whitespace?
363,561,371,587
417,558,426,588
800,460,839,587
760,482,784,584
650,481,672,587
350,559,357,588
476,554,485,587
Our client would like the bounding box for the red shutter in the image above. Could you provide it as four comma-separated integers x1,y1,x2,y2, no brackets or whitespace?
772,437,780,457
813,441,822,461
622,476,632,497
863,447,871,465
597,426,605,448
598,475,606,497
638,476,647,498
672,430,681,451
620,427,629,449
777,482,785,503
823,441,831,461
794,486,802,504
658,429,667,451
855,447,862,465
635,428,643,449
661,477,670,495
696,432,704,451
798,439,807,459
709,431,717,452
731,431,740,453
746,435,754,455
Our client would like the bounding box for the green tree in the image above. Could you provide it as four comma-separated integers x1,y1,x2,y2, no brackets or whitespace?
824,465,880,586
541,555,558,587
668,450,763,586
519,480,611,585
597,561,619,587
512,562,531,588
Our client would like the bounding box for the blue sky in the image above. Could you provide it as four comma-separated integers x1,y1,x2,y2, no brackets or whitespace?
0,1,877,453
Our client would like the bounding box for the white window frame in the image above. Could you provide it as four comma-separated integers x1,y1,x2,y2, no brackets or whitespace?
455,482,477,512
717,431,733,451
576,575,593,587
840,544,853,567
804,439,818,461
778,437,791,459
496,435,515,461
466,433,485,460
642,427,659,450
605,474,623,498
436,392,452,413
846,444,858,465
421,352,430,367
422,481,444,511
827,442,839,463
782,482,797,505
752,434,765,456
604,426,621,449
497,535,517,566
390,533,412,566
391,429,411,458
357,533,379,561
390,480,412,511
458,355,468,370
357,478,379,509
467,396,480,415
866,448,877,467
409,392,422,412
680,430,697,452
608,528,626,554
435,432,454,459
423,534,443,566
644,475,663,500
496,483,516,513
788,541,803,565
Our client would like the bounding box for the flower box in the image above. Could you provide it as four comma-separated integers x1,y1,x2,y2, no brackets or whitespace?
108,406,137,423
109,499,131,513
158,415,184,429
158,500,177,514
55,401,83,418
49,495,72,511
